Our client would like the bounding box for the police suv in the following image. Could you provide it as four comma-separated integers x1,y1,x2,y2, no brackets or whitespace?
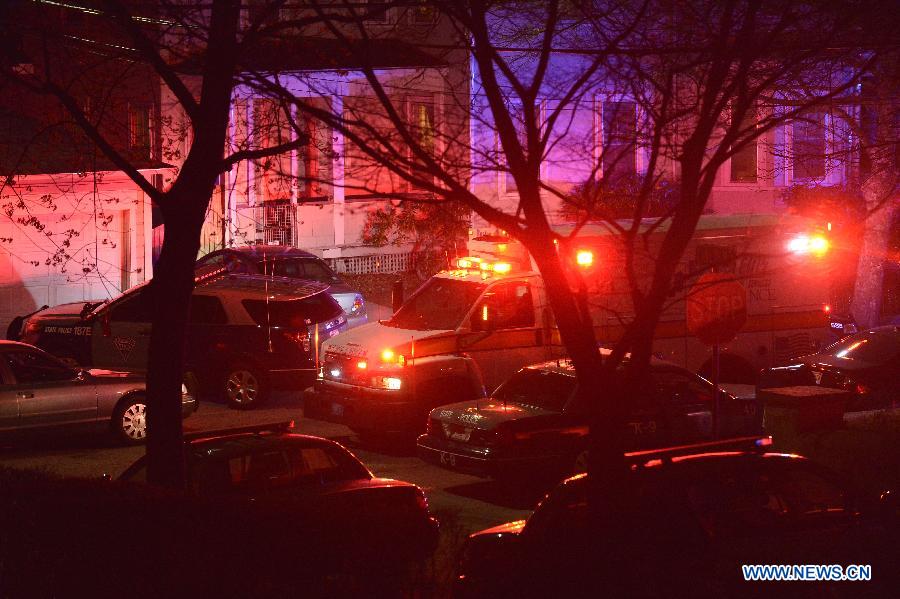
12,272,347,409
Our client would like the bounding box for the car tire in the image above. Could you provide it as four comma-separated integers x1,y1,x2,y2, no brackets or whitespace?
224,362,269,410
112,394,148,445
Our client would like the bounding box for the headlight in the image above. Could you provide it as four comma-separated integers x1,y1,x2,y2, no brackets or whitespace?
181,383,189,395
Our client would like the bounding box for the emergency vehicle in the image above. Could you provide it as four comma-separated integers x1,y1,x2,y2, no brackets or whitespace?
303,213,834,436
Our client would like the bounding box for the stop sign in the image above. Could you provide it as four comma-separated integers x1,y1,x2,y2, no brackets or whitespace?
686,273,748,345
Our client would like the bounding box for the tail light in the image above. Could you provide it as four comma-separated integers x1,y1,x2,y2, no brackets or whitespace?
854,383,871,395
474,425,514,447
349,294,366,315
414,487,429,513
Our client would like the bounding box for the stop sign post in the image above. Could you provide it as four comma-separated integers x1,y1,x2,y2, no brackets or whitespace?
686,273,748,438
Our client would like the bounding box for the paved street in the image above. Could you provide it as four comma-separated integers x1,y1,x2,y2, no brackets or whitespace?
0,390,535,537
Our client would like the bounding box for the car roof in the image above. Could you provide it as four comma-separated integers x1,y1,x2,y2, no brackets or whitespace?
524,348,684,377
194,273,330,300
221,246,320,260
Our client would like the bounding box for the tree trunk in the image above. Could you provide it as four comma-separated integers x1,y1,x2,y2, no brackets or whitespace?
145,196,207,489
851,88,898,329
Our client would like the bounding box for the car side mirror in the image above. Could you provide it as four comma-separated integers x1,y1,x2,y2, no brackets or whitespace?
101,473,112,482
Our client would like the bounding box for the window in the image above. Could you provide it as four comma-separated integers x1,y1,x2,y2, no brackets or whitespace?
492,369,576,412
128,103,151,157
262,258,340,284
261,200,295,246
730,111,758,182
505,102,541,194
601,101,637,185
242,294,343,328
190,295,228,325
793,113,826,179
651,369,712,405
474,281,535,331
3,349,75,384
388,278,487,330
108,288,151,322
298,115,333,199
253,98,294,202
408,99,436,190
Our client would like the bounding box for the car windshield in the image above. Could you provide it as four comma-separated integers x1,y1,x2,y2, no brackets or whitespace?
822,329,900,364
491,369,576,412
259,258,341,284
386,278,487,330
242,293,343,327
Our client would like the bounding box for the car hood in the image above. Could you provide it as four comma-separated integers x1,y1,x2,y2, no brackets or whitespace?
430,399,560,431
323,321,456,359
803,354,877,373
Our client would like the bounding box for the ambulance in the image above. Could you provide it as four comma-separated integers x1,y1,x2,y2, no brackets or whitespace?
303,213,835,436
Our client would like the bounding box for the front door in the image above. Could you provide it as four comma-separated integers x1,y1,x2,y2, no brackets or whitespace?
458,279,547,393
0,346,94,428
91,286,152,371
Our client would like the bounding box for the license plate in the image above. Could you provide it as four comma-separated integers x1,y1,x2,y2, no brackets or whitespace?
439,451,457,467
331,402,344,417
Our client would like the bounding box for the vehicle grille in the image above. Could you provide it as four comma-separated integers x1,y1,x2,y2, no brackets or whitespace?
323,351,368,385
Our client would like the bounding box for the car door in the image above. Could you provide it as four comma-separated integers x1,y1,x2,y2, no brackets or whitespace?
91,286,152,370
460,279,546,392
0,346,95,428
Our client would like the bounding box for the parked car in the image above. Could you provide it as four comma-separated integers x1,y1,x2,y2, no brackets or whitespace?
759,325,900,411
0,340,196,443
196,246,368,328
454,437,898,598
119,421,439,557
418,354,762,480
12,272,348,409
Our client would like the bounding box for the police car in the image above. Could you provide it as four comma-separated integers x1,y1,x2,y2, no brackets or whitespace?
417,353,762,479
13,272,348,409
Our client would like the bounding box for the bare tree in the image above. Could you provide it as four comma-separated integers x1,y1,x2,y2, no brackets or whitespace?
238,0,887,590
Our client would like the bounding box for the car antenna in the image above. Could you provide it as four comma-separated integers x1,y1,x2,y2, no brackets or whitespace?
264,249,272,353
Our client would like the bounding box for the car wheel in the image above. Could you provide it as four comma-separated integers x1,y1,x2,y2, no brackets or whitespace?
224,363,269,409
113,395,148,445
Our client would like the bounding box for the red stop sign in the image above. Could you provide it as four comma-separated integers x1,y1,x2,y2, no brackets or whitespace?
686,273,747,345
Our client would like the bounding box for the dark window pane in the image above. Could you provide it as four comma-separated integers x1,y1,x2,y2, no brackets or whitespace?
109,289,150,322
190,295,228,325
794,113,826,179
477,282,535,330
242,293,342,327
824,330,900,364
730,112,758,182
492,369,575,412
602,101,637,184
3,349,75,383
389,278,487,330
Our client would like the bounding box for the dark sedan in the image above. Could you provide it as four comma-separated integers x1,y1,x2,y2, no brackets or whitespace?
120,422,438,553
455,438,898,598
417,356,762,480
196,246,368,328
759,326,900,411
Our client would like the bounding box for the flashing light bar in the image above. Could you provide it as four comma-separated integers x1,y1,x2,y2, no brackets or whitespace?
576,250,594,267
455,257,514,275
788,233,830,257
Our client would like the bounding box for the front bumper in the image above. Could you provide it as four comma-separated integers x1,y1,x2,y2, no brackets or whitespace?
303,380,424,434
416,433,562,479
